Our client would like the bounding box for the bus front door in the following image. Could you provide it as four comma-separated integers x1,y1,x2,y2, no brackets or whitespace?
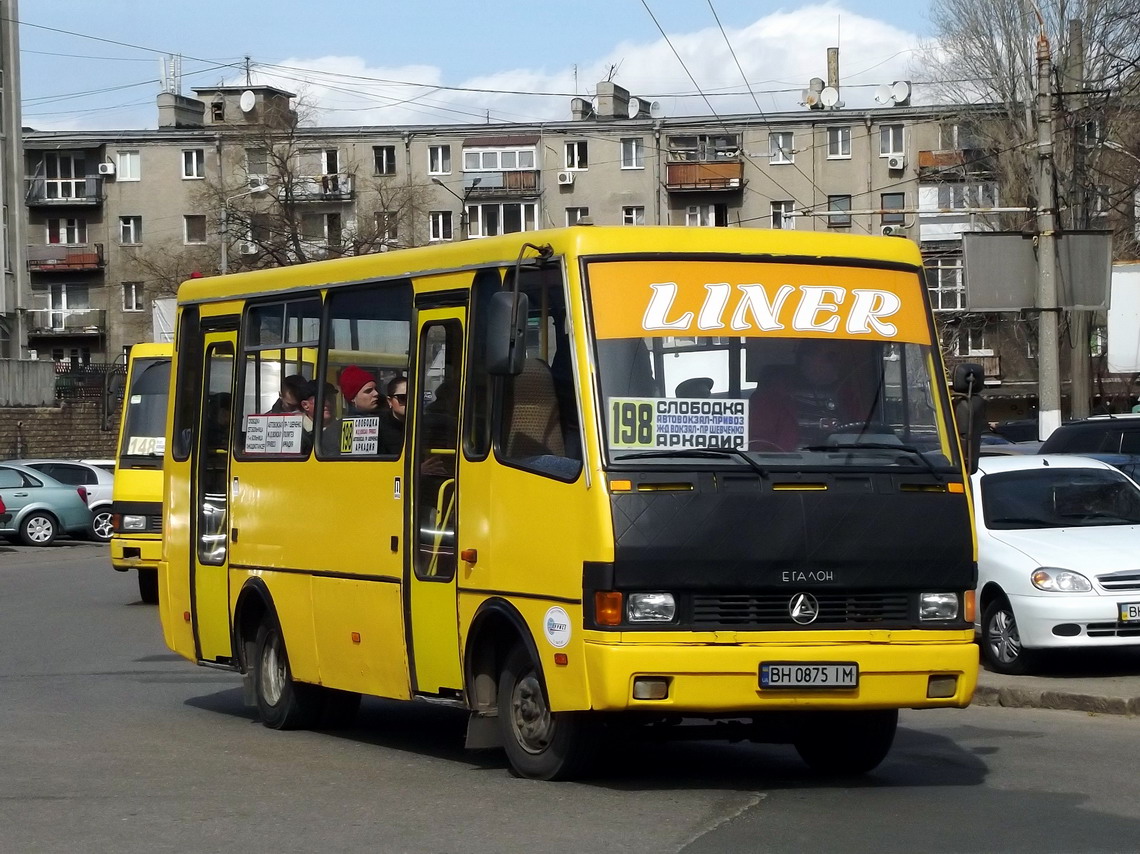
191,332,237,664
407,310,465,695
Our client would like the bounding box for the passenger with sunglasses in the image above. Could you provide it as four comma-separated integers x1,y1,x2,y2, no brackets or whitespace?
378,374,408,455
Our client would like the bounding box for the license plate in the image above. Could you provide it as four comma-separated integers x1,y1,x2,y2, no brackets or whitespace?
759,662,859,689
1119,602,1140,623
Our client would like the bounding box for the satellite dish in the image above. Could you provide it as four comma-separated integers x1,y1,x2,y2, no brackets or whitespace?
649,100,663,118
891,80,912,105
239,90,256,113
819,87,840,108
874,84,893,105
627,97,642,119
802,90,821,108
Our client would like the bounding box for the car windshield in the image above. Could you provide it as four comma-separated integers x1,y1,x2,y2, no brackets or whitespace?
118,358,170,462
585,258,958,472
981,467,1140,529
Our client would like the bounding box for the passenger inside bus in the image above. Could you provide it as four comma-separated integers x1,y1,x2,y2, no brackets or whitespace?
748,339,873,451
675,376,714,398
378,375,408,455
270,373,308,414
339,365,381,415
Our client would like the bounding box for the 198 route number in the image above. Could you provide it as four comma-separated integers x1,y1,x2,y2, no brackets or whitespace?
759,662,859,689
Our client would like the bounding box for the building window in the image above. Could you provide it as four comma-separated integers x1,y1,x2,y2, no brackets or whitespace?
123,282,144,312
182,149,205,179
184,214,207,244
620,137,644,169
46,218,87,245
1078,120,1104,148
246,147,269,178
667,134,740,162
116,150,140,181
376,211,398,241
210,101,225,122
462,146,537,172
622,205,645,225
881,193,905,225
771,201,795,229
565,206,589,226
937,182,998,209
827,127,851,159
42,151,87,200
373,145,397,176
119,215,142,244
565,140,588,170
927,257,964,311
953,325,993,357
466,202,538,238
879,125,904,156
428,211,453,242
686,204,728,227
428,145,451,175
769,132,794,164
301,213,342,253
827,195,852,227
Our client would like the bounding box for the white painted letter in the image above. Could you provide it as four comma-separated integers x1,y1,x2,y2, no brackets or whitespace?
731,284,793,331
792,286,845,332
643,282,693,330
847,289,901,336
697,283,731,330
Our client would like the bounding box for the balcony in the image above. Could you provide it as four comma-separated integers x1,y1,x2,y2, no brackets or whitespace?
917,149,994,180
26,308,107,337
281,173,354,202
27,244,106,273
945,353,1002,384
463,171,540,197
25,176,104,207
665,161,745,192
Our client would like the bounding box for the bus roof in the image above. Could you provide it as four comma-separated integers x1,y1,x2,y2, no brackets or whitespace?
129,341,173,358
177,226,925,305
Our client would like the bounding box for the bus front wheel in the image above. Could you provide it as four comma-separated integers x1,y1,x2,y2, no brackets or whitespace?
137,569,158,604
792,709,898,775
253,619,323,730
497,646,594,780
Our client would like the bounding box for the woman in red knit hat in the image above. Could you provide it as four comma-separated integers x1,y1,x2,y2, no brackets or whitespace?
338,364,381,415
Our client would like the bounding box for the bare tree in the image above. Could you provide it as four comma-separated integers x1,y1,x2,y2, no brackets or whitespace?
123,240,218,298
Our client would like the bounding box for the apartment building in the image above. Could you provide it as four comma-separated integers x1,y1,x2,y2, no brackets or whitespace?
23,79,1043,407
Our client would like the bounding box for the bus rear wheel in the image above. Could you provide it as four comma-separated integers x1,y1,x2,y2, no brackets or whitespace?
137,569,158,604
497,645,595,781
792,709,898,775
253,619,323,730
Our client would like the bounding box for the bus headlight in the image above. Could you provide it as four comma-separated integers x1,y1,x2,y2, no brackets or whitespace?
1031,568,1092,592
919,592,959,621
122,515,148,531
627,592,676,623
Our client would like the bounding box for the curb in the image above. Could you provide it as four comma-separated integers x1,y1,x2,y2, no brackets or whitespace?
974,684,1140,717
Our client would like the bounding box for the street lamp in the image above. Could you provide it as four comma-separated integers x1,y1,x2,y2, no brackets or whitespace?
220,178,269,275
431,176,481,239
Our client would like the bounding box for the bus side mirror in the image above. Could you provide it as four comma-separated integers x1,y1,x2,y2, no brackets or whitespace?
952,363,985,475
487,291,528,376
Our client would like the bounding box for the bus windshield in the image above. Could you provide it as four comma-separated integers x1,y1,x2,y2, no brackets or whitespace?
586,258,958,471
118,358,171,464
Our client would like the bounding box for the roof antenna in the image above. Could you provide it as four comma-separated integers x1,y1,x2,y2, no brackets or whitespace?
244,56,253,86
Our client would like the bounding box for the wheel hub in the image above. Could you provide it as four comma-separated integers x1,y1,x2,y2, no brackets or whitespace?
989,609,1022,663
511,672,554,754
259,634,286,706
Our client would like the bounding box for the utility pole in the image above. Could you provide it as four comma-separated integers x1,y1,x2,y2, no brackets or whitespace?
1036,32,1063,441
1066,19,1091,419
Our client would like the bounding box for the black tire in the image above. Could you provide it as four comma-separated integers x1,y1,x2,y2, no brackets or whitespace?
20,512,57,547
497,645,595,781
252,618,324,730
980,597,1036,675
793,709,898,775
137,568,158,604
90,508,114,542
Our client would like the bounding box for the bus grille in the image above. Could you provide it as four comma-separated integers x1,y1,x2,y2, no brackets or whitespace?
691,593,910,627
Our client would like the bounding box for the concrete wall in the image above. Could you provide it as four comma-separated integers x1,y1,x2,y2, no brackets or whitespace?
0,401,118,460
0,358,56,405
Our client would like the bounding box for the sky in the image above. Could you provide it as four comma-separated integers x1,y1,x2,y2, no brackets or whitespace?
18,0,942,131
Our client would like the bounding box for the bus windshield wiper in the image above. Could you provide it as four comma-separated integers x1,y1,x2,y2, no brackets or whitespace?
803,442,944,481
615,448,768,478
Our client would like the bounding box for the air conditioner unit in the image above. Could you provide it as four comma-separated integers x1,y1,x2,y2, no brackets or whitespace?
239,242,259,256
881,225,903,237
556,170,575,186
886,154,907,171
97,162,116,176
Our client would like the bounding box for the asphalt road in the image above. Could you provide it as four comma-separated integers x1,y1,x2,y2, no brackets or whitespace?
2,540,1139,854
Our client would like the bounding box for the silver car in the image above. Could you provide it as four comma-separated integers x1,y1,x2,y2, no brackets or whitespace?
0,463,94,546
7,459,115,542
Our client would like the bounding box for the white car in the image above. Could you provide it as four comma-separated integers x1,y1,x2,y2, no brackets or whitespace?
972,454,1140,674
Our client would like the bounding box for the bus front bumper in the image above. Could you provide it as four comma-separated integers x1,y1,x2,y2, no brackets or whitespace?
582,638,978,713
110,535,162,572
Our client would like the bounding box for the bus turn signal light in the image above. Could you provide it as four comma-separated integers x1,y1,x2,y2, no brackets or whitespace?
595,591,623,626
964,590,976,624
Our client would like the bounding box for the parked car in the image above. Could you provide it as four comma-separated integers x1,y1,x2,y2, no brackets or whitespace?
992,418,1040,443
0,463,94,546
972,454,1140,674
6,459,115,542
1038,414,1140,480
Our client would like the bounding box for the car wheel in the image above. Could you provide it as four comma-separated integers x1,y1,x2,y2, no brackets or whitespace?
252,617,324,730
793,709,898,775
137,568,158,604
497,645,595,780
20,512,57,547
90,509,114,542
981,597,1037,675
